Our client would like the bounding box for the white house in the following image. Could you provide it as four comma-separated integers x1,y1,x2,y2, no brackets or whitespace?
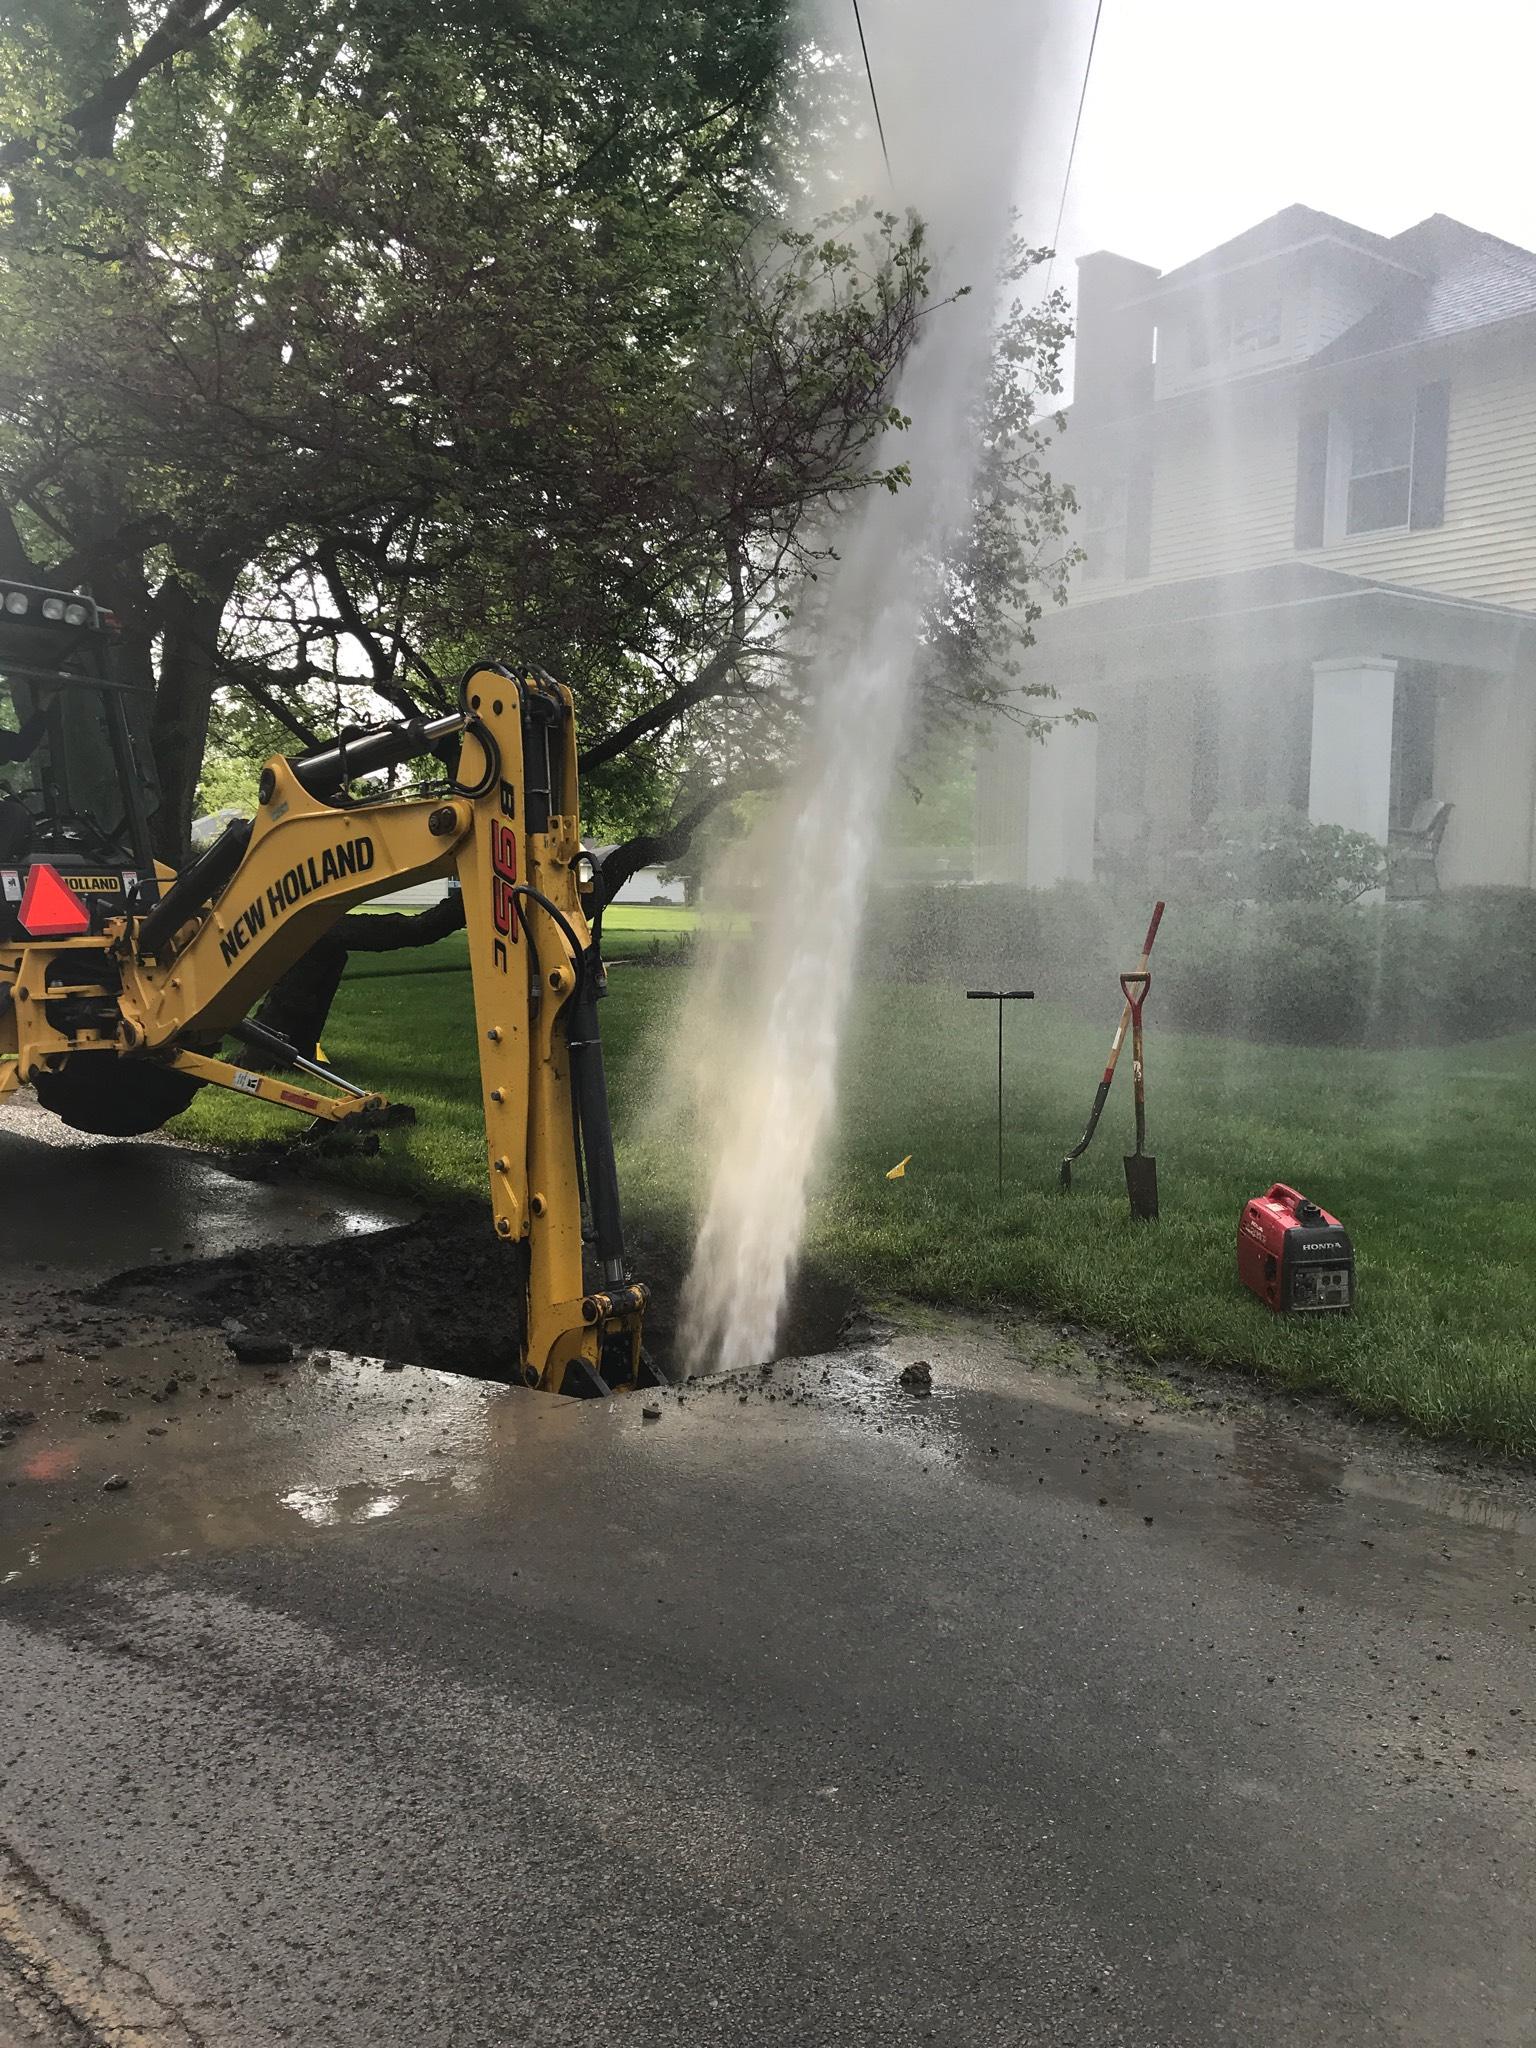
978,205,1536,894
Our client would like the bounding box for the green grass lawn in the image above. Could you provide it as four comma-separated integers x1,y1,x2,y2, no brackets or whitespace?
343,902,699,979
174,953,1536,1453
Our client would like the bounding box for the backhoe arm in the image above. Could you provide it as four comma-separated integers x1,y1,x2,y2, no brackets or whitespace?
106,667,647,1395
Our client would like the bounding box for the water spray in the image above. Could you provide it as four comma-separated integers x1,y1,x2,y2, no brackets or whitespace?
671,0,1070,1375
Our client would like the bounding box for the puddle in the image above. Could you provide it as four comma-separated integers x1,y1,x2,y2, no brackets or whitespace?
0,1113,856,1586
1,1112,413,1282
0,1334,509,1585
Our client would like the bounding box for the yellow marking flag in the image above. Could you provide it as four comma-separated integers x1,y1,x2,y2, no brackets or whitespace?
885,1155,911,1180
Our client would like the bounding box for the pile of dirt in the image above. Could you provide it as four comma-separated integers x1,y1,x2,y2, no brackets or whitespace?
104,1203,530,1377
102,1201,854,1383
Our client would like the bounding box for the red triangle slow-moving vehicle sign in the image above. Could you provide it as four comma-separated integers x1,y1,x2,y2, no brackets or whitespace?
18,863,92,937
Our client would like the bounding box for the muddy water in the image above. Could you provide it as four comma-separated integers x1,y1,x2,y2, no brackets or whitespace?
5,1309,1532,1640
799,1327,1535,1623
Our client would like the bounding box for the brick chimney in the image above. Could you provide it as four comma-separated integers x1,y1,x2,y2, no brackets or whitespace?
1073,251,1160,420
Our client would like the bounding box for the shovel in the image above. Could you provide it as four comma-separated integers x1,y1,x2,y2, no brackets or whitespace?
1060,901,1164,1190
1120,969,1158,1221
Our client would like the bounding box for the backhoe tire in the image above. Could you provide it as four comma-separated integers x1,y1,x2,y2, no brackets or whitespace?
33,1054,203,1136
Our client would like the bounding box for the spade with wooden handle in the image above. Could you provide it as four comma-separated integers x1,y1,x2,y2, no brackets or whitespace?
1060,901,1165,1190
1119,970,1158,1221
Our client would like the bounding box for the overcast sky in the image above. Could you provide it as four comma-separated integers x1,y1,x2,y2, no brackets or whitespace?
1036,0,1536,274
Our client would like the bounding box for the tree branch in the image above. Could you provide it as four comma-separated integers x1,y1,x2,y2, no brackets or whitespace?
596,769,775,909
0,505,43,582
315,545,429,722
1,0,246,169
579,553,749,772
218,661,324,747
339,890,466,950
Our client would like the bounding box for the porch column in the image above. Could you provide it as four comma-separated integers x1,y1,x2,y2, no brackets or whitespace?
1023,715,1098,886
1308,656,1396,843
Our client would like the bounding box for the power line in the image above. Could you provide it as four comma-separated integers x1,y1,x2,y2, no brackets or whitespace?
1048,0,1106,285
850,0,892,184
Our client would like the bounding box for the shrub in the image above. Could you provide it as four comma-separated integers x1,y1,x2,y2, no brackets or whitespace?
860,881,1536,1047
1183,806,1387,905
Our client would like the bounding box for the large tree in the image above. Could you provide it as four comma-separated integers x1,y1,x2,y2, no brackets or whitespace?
0,0,1077,896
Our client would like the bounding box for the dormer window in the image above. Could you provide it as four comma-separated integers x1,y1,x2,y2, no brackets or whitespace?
1185,297,1284,374
1230,300,1283,355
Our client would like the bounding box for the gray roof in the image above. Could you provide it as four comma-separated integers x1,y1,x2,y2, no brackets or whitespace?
1145,205,1398,296
1055,560,1535,631
1033,562,1536,683
1311,214,1536,365
1126,207,1536,363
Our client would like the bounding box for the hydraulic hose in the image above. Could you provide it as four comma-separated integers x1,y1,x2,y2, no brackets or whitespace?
507,883,586,1009
510,882,625,1284
448,716,500,800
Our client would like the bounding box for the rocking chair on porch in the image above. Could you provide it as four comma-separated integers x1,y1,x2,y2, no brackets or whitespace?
1388,798,1453,899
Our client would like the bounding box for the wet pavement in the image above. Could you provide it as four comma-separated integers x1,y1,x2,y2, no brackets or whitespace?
0,1097,411,1280
3,1113,1536,2044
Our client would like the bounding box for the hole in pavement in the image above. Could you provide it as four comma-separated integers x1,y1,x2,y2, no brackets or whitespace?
98,1203,856,1387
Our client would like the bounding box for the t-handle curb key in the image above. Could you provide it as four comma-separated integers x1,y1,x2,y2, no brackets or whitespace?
966,988,1035,1193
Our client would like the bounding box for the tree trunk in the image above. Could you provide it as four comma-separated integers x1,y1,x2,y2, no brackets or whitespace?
149,560,238,860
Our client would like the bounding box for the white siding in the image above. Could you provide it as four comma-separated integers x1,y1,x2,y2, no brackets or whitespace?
1070,331,1536,613
613,866,686,905
1318,361,1536,608
1146,395,1297,581
373,879,452,908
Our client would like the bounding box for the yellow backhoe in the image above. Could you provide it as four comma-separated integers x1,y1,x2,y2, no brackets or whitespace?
0,580,649,1397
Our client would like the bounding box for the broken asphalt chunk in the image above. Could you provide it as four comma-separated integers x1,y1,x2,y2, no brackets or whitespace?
229,1334,294,1366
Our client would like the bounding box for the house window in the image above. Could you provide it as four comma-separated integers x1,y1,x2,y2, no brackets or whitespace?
1344,398,1414,534
1297,382,1451,549
1081,477,1128,581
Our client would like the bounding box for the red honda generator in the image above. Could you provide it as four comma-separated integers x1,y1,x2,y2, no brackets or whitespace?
1238,1184,1354,1314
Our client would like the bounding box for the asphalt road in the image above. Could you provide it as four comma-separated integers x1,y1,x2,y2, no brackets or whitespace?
2,1114,1534,2046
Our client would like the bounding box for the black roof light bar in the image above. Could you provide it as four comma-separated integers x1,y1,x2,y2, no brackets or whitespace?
0,583,112,631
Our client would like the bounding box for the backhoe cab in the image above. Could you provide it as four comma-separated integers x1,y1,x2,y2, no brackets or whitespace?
0,586,157,924
0,580,651,1398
